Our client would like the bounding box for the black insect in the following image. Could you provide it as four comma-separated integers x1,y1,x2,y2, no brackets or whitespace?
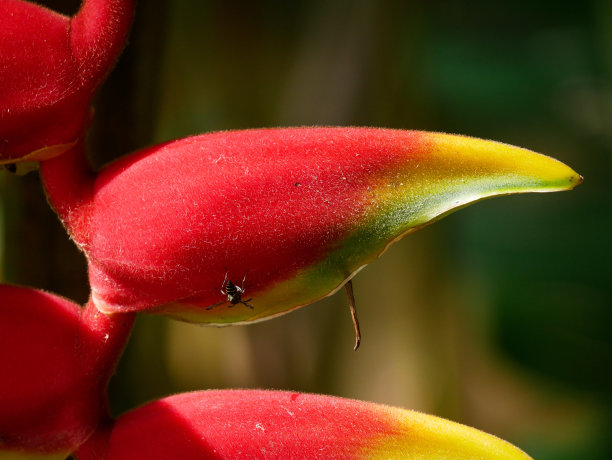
220,271,254,309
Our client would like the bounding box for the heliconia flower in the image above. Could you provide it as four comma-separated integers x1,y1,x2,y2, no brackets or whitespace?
75,390,533,459
0,0,135,164
40,128,581,326
0,285,133,459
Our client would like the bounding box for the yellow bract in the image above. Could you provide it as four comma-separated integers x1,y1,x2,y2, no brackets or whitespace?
364,406,532,459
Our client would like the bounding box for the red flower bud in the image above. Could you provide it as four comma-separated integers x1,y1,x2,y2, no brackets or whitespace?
0,0,134,163
76,390,533,459
41,128,581,325
0,285,133,458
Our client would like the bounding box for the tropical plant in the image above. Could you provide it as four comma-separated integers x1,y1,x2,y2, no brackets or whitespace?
0,1,582,458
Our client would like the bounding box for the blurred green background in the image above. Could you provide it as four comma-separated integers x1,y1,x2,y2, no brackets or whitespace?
1,1,611,458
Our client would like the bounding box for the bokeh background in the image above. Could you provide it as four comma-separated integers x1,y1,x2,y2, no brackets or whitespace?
1,1,610,458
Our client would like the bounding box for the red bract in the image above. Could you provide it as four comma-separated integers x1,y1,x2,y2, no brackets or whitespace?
40,128,581,325
75,390,533,459
0,285,133,458
0,0,134,163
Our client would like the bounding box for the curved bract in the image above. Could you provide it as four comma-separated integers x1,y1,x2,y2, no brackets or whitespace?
76,390,533,459
0,285,133,459
0,0,134,163
40,127,581,324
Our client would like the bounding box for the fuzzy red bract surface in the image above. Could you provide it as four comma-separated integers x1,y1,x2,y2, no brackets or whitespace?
0,0,134,162
41,128,580,325
75,390,533,460
0,285,133,456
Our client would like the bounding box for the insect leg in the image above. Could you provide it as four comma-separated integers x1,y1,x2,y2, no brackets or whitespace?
240,270,250,291
241,299,254,309
220,270,229,290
